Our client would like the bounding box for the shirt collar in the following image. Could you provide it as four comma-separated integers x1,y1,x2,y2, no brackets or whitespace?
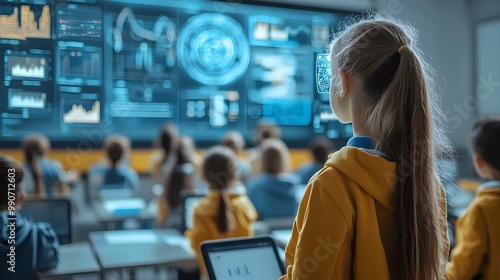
479,180,500,191
346,136,376,150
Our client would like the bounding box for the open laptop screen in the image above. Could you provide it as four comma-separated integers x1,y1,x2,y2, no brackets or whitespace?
201,236,285,280
19,199,71,244
181,193,205,231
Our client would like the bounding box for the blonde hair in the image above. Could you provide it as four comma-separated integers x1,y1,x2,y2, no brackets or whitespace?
330,16,450,280
259,138,291,175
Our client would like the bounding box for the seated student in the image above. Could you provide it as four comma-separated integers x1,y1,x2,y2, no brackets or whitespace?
88,135,139,191
151,124,196,227
295,137,334,184
247,138,300,219
22,134,77,198
0,154,59,280
248,121,282,176
221,131,251,183
185,146,257,277
447,116,500,280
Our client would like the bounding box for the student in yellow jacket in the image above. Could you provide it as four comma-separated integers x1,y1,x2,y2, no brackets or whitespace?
280,17,450,280
447,116,500,280
185,146,257,276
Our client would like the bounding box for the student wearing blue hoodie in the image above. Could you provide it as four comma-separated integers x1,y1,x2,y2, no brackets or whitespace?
247,138,300,219
0,154,59,280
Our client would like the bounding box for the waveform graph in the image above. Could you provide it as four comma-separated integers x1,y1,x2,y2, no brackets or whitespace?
61,95,100,124
112,7,177,81
57,4,102,39
8,89,46,109
5,52,49,81
57,45,102,86
0,4,50,40
177,13,250,86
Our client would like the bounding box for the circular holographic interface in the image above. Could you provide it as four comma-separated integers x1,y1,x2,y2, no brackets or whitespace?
177,14,250,86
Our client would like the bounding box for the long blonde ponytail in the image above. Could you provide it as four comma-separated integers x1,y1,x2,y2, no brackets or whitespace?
331,17,450,280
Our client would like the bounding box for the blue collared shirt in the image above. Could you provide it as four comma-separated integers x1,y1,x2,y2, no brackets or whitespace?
346,136,376,149
479,180,500,191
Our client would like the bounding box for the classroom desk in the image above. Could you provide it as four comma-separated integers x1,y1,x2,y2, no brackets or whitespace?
92,198,156,230
272,229,292,249
88,229,197,272
38,242,101,279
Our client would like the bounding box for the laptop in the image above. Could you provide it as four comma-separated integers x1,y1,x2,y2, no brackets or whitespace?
19,199,72,244
181,192,206,232
201,236,285,280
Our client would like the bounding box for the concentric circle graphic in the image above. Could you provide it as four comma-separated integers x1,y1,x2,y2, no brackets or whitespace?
177,14,250,86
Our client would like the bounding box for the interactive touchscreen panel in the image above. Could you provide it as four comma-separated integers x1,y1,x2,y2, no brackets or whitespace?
0,0,354,145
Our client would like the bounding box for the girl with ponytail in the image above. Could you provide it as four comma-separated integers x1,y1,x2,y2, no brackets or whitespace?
22,134,73,198
185,146,257,277
280,16,450,280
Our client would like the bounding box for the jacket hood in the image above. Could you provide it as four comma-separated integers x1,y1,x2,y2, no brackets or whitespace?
0,212,31,247
325,146,397,213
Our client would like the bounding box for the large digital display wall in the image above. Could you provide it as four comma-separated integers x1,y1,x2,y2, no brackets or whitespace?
0,0,354,146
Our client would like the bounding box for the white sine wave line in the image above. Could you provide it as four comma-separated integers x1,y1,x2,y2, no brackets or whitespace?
113,7,177,53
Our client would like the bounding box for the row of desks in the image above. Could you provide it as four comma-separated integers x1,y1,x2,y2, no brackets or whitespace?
39,228,293,279
39,229,197,279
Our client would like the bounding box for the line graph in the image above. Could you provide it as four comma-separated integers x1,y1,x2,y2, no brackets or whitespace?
7,55,47,80
113,7,176,53
0,4,50,40
8,90,46,109
63,100,100,124
112,7,177,80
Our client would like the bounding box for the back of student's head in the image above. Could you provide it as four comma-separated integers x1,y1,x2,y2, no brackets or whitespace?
470,116,500,172
103,135,130,168
0,154,24,208
165,136,197,209
22,133,50,194
260,138,291,175
202,146,238,233
331,16,450,279
177,136,198,165
156,123,180,161
221,131,246,154
22,133,50,160
310,137,334,164
255,121,281,146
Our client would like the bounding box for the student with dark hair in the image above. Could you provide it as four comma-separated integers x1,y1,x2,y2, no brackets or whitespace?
247,139,300,219
88,135,139,191
280,17,450,280
152,124,197,227
220,131,251,183
295,137,334,184
185,146,257,278
22,134,75,198
0,154,59,279
447,116,500,280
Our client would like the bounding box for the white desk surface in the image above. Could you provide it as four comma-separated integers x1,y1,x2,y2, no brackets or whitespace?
38,242,100,278
88,229,197,271
92,199,156,223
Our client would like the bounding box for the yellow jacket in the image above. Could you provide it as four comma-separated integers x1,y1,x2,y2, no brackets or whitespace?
447,183,500,280
280,146,449,280
184,191,257,275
